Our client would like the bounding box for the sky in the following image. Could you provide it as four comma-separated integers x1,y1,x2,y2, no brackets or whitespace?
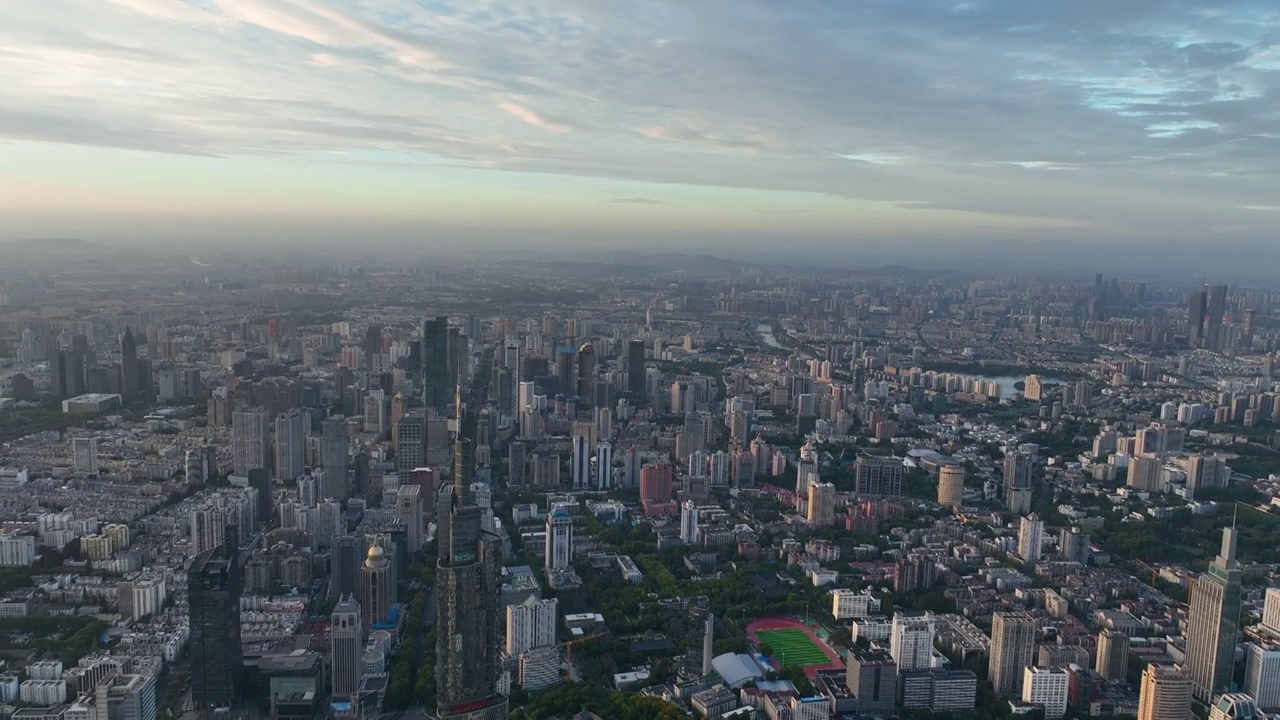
0,0,1278,261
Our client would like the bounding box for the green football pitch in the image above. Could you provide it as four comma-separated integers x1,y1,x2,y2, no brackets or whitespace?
755,628,831,667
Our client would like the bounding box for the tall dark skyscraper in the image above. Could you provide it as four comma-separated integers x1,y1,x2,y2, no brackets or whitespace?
576,342,596,402
554,345,575,397
422,316,450,413
1206,284,1229,352
119,327,139,400
363,324,382,373
436,431,506,719
188,543,243,711
53,349,86,399
626,339,646,395
1188,289,1207,344
330,534,361,600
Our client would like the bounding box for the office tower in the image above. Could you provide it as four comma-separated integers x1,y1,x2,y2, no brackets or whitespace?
1023,667,1069,720
231,407,270,477
94,672,157,720
363,325,382,373
680,501,699,544
595,440,613,489
1126,453,1163,493
682,600,715,681
1211,694,1263,720
570,432,590,490
1059,527,1090,564
889,611,936,671
1207,284,1228,352
188,546,242,711
576,343,596,402
330,534,361,600
1245,641,1280,710
361,543,393,627
1095,629,1130,680
806,482,836,526
640,463,675,506
1264,587,1280,634
422,316,450,412
73,437,98,475
247,468,272,529
846,649,897,717
364,389,387,437
1184,526,1243,702
938,464,964,508
394,413,425,475
989,612,1037,698
506,597,558,655
331,596,362,699
626,339,646,394
1188,290,1207,343
119,327,139,400
508,441,526,488
1187,454,1231,498
273,409,306,482
1018,514,1044,562
545,508,573,571
1003,452,1033,503
53,350,86,398
436,428,507,720
395,485,424,554
1138,665,1192,720
854,454,903,497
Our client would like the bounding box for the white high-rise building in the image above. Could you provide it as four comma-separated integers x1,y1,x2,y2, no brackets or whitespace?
1018,514,1045,562
571,433,590,490
1263,587,1280,635
72,437,98,475
545,509,573,572
595,441,614,489
680,501,699,544
506,597,558,655
1022,666,1069,719
1245,641,1280,710
232,407,270,476
831,589,880,620
889,611,936,671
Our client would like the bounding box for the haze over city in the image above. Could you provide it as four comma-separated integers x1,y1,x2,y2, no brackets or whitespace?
2,0,1278,270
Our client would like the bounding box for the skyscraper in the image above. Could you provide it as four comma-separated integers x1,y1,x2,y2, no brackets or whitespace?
626,339,646,395
989,612,1037,698
1184,527,1242,702
232,407,270,477
72,436,98,475
1095,629,1130,681
53,349,86,398
846,649,897,717
274,409,306,482
1206,284,1229,352
395,485,424,554
806,482,836,526
330,534,361,600
570,432,590,490
889,611,936,671
576,342,596,403
1018,514,1044,562
320,414,348,499
938,464,964,508
436,431,506,719
595,440,613,490
361,543,393,627
364,325,382,373
422,316,450,413
1138,665,1192,720
119,327,139,400
395,413,425,478
680,501,699,544
1188,289,1207,344
506,597,558,655
855,454,903,497
545,508,573,572
331,596,362,699
188,546,242,711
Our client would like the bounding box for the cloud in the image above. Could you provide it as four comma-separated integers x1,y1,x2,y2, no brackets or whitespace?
0,0,1277,244
498,101,577,133
608,196,663,204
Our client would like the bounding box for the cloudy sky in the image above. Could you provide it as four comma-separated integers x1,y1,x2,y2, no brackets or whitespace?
1,0,1278,259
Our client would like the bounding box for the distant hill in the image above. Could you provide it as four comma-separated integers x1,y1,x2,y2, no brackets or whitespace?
6,238,100,251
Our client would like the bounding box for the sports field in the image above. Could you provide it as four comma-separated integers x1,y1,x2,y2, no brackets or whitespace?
754,628,830,667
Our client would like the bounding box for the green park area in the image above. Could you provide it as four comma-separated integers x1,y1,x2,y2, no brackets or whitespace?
756,628,830,668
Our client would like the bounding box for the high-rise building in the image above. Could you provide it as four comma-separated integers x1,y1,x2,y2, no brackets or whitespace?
806,482,836,526
1095,629,1130,681
507,441,526,488
1137,665,1192,720
1003,452,1034,511
545,508,573,572
1263,587,1280,634
938,464,964,508
989,612,1037,698
1188,289,1208,343
361,543,393,627
680,501,699,544
330,534,361,600
570,432,590,490
1024,374,1044,402
1244,641,1280,711
846,649,896,717
1206,284,1229,352
1186,454,1231,498
363,325,382,373
1184,527,1242,701
331,596,362,699
395,414,426,477
1023,666,1069,719
889,611,936,671
626,339,646,394
436,427,507,720
274,409,306,482
395,485,424,554
119,327,139,400
73,436,98,475
422,316,450,412
94,672,157,720
231,407,270,477
682,600,715,681
1210,694,1264,720
1018,514,1045,563
595,440,613,489
188,546,242,711
506,597,558,655
576,343,596,402
855,454,903,497
53,350,86,399
321,414,348,500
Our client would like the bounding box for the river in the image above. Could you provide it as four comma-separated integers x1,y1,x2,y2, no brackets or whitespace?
756,323,784,349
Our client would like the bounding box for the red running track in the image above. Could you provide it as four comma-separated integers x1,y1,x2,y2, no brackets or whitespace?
745,617,843,678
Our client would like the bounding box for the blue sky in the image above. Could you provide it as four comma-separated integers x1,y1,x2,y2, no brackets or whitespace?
0,0,1277,254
